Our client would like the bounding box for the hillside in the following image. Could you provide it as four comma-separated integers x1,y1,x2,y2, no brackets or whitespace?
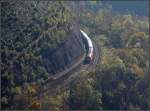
1,1,84,109
1,1,149,110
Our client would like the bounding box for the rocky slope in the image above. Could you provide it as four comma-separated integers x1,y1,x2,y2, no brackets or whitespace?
44,25,84,74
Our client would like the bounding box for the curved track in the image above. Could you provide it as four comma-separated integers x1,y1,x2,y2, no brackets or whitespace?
37,33,101,98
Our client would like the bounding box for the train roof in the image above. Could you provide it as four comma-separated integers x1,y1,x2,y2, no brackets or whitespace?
80,29,93,47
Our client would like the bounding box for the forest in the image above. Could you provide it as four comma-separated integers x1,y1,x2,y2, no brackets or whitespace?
1,1,149,110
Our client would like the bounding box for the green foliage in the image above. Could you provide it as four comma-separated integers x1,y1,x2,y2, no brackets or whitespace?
94,34,109,46
66,1,149,110
1,1,149,110
1,1,74,109
68,71,102,110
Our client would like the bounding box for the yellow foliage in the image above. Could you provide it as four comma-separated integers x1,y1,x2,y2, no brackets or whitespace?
116,48,144,55
29,100,42,109
134,32,146,38
27,84,37,95
46,95,63,107
39,91,69,110
89,1,97,4
101,48,115,65
131,64,144,77
14,86,22,94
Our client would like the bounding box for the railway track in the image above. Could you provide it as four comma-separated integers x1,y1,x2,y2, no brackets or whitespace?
36,29,101,98
37,40,101,98
92,42,101,67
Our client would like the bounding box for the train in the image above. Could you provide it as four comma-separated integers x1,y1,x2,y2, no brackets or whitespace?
80,29,94,63
45,29,94,83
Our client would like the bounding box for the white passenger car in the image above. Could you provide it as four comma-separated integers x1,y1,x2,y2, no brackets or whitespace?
80,29,94,63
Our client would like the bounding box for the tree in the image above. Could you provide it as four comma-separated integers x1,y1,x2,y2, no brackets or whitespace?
68,71,102,110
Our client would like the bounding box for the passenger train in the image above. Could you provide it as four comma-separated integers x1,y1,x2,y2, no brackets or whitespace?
80,29,94,63
45,29,94,83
